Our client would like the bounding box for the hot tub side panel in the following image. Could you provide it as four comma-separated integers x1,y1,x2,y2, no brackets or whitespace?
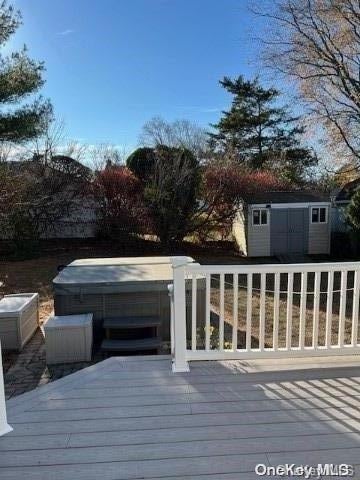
54,289,170,340
54,283,206,344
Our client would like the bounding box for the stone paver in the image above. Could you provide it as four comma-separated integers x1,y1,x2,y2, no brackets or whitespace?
3,328,170,400
3,328,103,400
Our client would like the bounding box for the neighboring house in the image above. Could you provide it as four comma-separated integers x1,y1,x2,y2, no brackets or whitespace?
331,177,360,233
233,191,331,257
41,195,98,239
1,155,98,239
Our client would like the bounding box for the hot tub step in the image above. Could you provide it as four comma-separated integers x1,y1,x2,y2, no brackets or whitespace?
103,316,161,330
101,337,162,352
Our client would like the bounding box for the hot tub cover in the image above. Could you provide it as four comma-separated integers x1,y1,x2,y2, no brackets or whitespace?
68,256,193,267
53,257,196,294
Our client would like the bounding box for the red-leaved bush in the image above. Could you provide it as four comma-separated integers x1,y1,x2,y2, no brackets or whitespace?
196,162,290,240
93,160,291,242
93,166,150,237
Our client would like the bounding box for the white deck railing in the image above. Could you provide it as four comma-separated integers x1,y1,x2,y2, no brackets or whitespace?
169,257,360,372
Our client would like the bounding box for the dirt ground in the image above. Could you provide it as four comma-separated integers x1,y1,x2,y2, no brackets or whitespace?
208,274,355,350
0,237,351,398
0,237,337,329
0,238,250,324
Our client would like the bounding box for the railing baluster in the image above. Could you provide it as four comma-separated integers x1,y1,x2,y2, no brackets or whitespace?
299,272,308,349
174,261,360,367
286,272,293,350
219,274,225,351
246,273,252,351
205,273,211,351
352,270,360,347
338,271,347,347
232,274,238,352
259,273,266,351
313,271,321,349
191,274,197,352
273,273,280,351
326,271,334,348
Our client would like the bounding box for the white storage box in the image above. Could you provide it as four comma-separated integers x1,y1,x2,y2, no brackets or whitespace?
44,313,93,364
0,293,39,351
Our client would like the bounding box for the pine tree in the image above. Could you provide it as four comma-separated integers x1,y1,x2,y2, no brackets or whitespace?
347,189,360,232
0,1,51,143
209,76,316,179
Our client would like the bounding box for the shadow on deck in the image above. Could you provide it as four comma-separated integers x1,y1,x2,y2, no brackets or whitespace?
1,355,360,479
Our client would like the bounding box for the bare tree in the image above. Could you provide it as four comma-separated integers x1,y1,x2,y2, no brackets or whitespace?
140,116,208,158
29,118,88,167
89,143,129,171
0,117,92,251
254,0,360,165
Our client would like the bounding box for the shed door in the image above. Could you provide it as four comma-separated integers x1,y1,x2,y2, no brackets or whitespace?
271,208,309,255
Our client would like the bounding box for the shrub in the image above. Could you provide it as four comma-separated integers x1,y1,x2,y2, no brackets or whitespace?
196,162,290,240
126,147,156,182
144,146,200,244
93,166,149,238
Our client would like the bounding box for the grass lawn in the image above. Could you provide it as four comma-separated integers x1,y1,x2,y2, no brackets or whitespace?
204,272,356,350
0,238,353,351
0,238,246,324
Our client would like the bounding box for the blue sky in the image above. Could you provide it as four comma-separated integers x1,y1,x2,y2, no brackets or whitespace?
12,0,273,150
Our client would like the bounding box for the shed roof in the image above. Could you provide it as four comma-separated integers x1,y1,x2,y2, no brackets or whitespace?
243,191,329,205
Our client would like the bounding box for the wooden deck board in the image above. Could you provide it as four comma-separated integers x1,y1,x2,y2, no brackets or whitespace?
27,384,360,408
39,379,360,399
1,355,360,479
3,432,360,468
5,406,360,437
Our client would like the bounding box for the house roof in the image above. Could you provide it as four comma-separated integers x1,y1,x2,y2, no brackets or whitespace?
243,190,330,205
4,155,92,179
335,177,360,202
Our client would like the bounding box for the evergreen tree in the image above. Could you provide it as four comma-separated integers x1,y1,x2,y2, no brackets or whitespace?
126,147,156,182
0,1,51,143
347,189,360,232
126,145,200,245
209,76,316,179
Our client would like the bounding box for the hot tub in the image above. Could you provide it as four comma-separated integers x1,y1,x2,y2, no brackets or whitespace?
53,257,205,342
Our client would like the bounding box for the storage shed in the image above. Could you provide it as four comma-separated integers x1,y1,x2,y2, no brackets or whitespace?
233,191,331,257
53,257,204,343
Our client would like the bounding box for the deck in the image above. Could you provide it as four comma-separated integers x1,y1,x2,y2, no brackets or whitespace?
1,355,360,479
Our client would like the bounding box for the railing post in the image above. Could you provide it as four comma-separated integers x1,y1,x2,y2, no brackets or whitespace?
167,284,175,356
0,341,12,437
170,257,191,373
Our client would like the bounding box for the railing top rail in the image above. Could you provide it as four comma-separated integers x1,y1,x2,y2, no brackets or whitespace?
186,261,360,275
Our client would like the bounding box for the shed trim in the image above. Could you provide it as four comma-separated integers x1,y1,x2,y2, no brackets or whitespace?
249,202,331,209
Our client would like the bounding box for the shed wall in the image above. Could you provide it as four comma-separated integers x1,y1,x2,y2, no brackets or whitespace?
247,208,270,257
232,209,248,255
308,218,331,254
